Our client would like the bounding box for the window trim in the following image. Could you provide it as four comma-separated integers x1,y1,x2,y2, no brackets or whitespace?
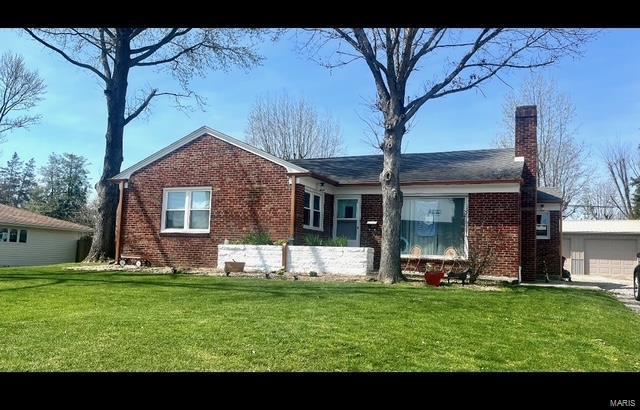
303,187,324,231
160,187,212,234
0,227,28,244
8,228,18,243
399,195,469,260
332,195,362,246
536,210,550,240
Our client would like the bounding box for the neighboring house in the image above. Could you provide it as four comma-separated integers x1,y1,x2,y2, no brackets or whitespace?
111,105,562,282
562,220,640,277
0,204,92,267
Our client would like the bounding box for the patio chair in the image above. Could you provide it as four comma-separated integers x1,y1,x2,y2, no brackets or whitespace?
404,245,423,272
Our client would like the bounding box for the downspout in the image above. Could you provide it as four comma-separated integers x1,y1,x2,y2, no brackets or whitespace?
114,180,125,262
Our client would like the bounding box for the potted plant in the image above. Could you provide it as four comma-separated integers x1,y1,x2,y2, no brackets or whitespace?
224,259,245,276
425,270,445,287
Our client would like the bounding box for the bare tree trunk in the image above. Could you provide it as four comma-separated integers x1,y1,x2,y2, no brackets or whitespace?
377,126,404,283
86,32,131,261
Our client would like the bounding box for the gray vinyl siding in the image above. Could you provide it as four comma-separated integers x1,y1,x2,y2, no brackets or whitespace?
0,226,84,267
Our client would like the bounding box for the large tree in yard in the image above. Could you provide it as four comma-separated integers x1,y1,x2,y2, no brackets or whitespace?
24,28,264,261
306,28,594,283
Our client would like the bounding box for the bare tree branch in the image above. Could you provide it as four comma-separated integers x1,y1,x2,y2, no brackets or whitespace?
99,29,112,80
24,28,109,83
129,28,189,59
494,74,589,217
0,52,46,141
245,91,343,160
602,139,639,218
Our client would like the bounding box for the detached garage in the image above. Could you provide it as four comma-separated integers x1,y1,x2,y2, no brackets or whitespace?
563,220,640,277
0,204,92,267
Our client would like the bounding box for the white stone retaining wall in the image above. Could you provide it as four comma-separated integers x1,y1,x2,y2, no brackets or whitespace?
217,244,374,276
217,245,283,273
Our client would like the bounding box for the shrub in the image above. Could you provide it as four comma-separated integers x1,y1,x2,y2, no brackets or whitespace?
304,234,323,246
237,232,273,245
309,271,318,277
326,236,348,247
303,234,348,247
466,218,505,284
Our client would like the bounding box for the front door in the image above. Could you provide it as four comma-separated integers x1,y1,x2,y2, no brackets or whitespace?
334,196,361,247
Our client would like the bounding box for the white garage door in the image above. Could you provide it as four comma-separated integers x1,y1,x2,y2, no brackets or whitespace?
584,239,637,276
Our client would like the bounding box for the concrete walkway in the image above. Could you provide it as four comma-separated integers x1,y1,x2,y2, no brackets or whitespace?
522,274,640,314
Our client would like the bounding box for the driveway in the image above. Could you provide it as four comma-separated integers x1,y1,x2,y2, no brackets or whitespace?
558,274,639,314
570,274,639,313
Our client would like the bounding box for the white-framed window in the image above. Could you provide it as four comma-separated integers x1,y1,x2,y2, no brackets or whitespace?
161,187,212,233
536,211,550,239
0,228,27,243
303,188,323,230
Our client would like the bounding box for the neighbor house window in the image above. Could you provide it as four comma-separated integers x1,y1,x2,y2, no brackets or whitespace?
8,229,17,242
161,187,212,233
400,197,467,257
0,228,26,243
537,211,550,239
303,188,323,230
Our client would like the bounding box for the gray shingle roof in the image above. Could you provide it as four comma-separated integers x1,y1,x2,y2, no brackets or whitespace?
537,186,562,203
290,148,523,185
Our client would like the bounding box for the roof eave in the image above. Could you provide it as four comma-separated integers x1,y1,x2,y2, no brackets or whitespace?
110,126,309,181
0,221,93,233
335,178,523,187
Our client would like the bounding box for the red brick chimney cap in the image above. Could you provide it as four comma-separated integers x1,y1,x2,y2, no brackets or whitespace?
516,105,537,117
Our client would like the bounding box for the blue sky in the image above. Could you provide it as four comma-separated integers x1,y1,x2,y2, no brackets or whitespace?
1,28,638,195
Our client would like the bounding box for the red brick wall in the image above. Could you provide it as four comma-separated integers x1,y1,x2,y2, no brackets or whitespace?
360,194,383,269
537,210,561,279
467,193,521,277
515,106,538,281
120,134,291,268
293,184,333,244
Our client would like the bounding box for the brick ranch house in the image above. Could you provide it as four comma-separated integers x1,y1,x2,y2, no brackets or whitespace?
111,105,562,282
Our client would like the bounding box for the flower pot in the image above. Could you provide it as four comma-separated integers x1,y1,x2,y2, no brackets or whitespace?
224,261,245,275
425,271,445,287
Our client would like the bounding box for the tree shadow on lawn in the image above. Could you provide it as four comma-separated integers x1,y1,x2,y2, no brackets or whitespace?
0,271,430,301
0,271,616,309
502,282,623,307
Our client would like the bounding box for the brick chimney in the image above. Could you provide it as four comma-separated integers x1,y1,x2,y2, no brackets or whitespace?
515,105,537,282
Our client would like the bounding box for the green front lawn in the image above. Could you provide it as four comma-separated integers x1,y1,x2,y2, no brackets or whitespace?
1,265,639,371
